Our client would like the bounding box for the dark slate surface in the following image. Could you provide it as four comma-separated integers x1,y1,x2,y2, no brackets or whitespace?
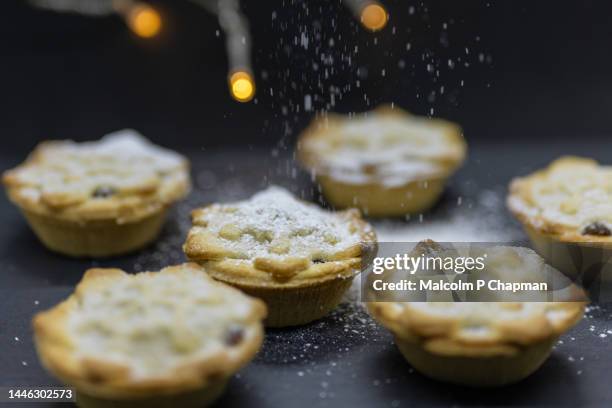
1,144,612,407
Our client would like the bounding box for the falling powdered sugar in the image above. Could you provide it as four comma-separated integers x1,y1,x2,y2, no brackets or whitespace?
373,189,522,243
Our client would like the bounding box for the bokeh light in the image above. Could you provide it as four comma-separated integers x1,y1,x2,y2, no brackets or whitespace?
229,71,255,102
360,3,388,32
127,3,162,38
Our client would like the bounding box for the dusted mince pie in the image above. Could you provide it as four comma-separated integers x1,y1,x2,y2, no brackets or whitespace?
183,186,377,327
33,263,266,408
2,130,190,257
297,106,466,217
508,156,612,282
368,240,586,386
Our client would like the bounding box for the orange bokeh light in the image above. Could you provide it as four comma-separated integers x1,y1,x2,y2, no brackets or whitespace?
127,4,162,38
361,3,388,32
229,71,255,102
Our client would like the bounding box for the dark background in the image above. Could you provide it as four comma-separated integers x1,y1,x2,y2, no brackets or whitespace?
1,0,612,154
2,3,612,405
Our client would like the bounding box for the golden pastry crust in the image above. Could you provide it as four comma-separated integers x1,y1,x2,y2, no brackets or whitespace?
33,263,266,400
3,130,190,224
508,156,612,245
297,105,466,188
183,186,377,289
369,301,584,357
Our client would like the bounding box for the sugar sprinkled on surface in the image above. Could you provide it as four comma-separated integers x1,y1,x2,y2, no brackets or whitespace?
342,189,522,302
117,159,608,398
373,189,521,243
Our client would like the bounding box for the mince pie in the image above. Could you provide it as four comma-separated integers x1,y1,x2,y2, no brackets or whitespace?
183,186,376,327
297,106,466,217
2,130,190,257
33,263,266,408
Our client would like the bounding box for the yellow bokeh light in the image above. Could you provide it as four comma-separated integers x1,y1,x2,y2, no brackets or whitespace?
361,3,388,32
127,4,162,38
229,71,255,102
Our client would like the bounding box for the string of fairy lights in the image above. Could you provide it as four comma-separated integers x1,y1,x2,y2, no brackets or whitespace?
29,0,388,103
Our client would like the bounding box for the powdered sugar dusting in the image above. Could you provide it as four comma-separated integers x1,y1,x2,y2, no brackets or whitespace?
196,186,363,259
510,158,612,231
68,266,260,379
8,129,187,201
305,111,463,187
68,129,185,173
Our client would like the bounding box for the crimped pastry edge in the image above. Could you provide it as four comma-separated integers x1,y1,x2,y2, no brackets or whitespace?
2,139,191,224
368,300,584,358
183,202,377,288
